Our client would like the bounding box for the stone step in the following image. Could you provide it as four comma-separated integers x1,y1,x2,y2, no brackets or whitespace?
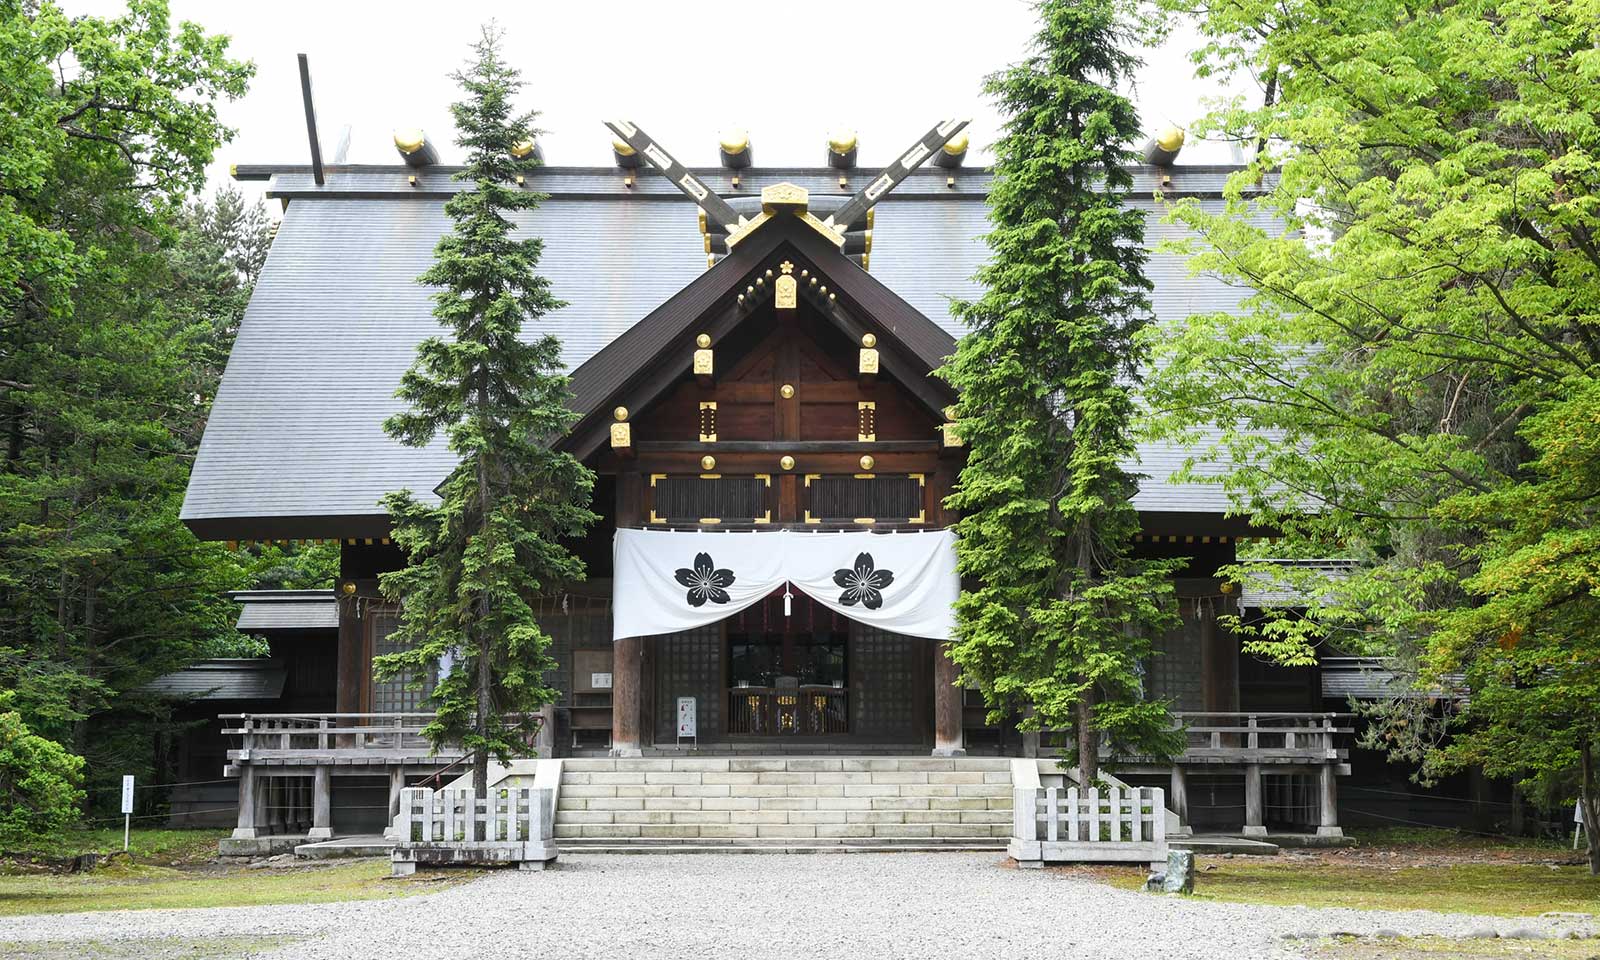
559,837,1005,854
561,756,1012,774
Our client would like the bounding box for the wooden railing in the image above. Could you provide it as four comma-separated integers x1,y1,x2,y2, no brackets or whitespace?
220,713,484,766
726,688,848,736
1010,785,1167,864
1171,712,1352,763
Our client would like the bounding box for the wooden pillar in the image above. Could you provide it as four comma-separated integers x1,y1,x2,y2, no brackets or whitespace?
1243,763,1267,837
232,765,258,839
336,593,364,749
1200,596,1240,714
612,635,645,756
535,702,558,758
1317,763,1343,838
309,766,333,840
1169,765,1190,829
932,642,965,756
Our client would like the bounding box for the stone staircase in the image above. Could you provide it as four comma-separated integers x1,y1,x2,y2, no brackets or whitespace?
553,756,1013,850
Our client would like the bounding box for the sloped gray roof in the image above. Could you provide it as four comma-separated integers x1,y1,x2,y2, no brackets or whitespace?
1241,559,1359,607
142,659,287,701
230,589,338,631
182,164,1267,538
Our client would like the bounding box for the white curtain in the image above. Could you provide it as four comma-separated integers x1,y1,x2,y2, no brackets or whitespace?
612,529,959,642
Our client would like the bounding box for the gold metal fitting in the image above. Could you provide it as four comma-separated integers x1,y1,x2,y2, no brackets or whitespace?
780,455,796,471
780,384,795,399
613,406,629,422
943,132,969,155
861,333,877,348
394,128,426,153
827,129,858,154
511,138,536,158
859,455,875,471
719,128,750,154
701,455,717,471
341,581,358,595
696,333,711,348
611,138,636,157
1156,126,1186,151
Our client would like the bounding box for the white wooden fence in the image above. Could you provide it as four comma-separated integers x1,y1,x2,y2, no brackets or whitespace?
1009,785,1167,865
392,786,557,875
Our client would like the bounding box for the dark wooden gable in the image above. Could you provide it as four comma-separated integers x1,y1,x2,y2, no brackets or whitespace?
561,212,959,461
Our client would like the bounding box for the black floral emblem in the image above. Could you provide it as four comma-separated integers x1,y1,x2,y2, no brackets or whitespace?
674,552,735,607
834,552,895,610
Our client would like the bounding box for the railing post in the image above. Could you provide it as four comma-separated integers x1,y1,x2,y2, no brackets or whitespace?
1247,714,1259,750
318,717,329,751
1243,763,1267,837
309,765,332,840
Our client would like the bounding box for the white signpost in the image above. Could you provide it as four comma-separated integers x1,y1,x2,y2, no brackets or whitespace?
676,697,697,748
120,775,135,851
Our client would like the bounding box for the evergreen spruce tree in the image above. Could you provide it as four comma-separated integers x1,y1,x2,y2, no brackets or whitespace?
939,0,1183,783
377,25,595,803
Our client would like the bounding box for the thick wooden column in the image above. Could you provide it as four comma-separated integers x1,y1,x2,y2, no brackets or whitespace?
1243,763,1267,837
611,635,645,756
1317,764,1343,838
309,766,333,840
932,642,965,756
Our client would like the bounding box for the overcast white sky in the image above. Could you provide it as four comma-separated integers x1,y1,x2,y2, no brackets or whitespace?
73,0,1252,207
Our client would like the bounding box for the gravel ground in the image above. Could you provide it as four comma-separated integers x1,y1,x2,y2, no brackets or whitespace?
0,853,1589,960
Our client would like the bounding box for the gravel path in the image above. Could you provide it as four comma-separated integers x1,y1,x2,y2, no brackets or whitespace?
0,853,1588,960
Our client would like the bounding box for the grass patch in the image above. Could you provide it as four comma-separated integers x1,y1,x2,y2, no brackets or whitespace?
1091,857,1600,916
1,829,226,870
0,859,474,917
0,935,295,959
1315,934,1599,959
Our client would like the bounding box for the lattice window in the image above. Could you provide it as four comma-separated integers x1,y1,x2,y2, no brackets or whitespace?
804,474,925,524
851,625,920,740
654,625,723,741
534,596,613,706
369,608,433,713
649,474,772,524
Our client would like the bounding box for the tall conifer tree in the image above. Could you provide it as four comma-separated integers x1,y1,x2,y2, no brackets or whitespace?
940,0,1182,782
378,25,595,802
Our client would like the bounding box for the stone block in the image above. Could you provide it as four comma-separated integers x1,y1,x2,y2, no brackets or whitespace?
581,823,638,837
643,772,701,785
757,824,818,839
702,772,760,785
729,758,789,772
671,758,730,772
560,772,591,785
759,797,817,811
642,797,701,811
729,810,790,824
788,809,849,824
608,810,675,825
640,825,703,839
585,797,645,811
702,797,760,811
849,810,904,824
698,823,761,839
755,772,816,785
867,771,928,784
911,784,958,797
615,785,675,798
666,810,732,824
871,796,931,810
672,783,731,797
928,771,984,784
783,758,843,772
783,784,844,798
843,784,900,797
817,797,874,810
817,823,876,838
958,809,1009,823
983,771,1013,784
555,810,613,824
560,784,618,799
746,784,787,797
589,772,648,785
556,798,589,811
613,758,659,772
932,823,988,838
814,772,871,784
881,758,956,772
1161,850,1194,894
930,797,989,811
563,759,616,772
872,824,934,838
956,784,1010,798
903,810,962,824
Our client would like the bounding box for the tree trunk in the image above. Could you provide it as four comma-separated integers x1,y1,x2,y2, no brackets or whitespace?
1580,737,1600,876
1076,688,1098,786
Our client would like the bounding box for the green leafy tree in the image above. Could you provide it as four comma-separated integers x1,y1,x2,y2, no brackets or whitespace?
0,0,252,764
939,0,1183,783
377,25,596,803
0,693,85,849
1150,0,1600,867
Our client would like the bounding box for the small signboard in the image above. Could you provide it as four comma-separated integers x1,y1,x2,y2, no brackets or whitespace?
677,696,697,745
591,672,613,690
121,775,135,814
